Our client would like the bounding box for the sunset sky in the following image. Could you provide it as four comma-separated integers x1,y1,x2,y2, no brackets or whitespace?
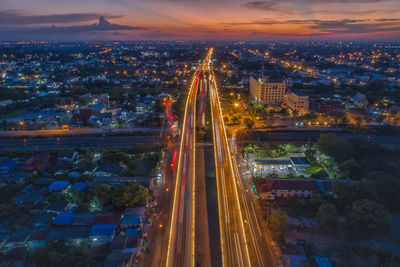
1,0,400,40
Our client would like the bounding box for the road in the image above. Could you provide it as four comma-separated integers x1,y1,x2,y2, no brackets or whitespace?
164,63,201,267
209,57,275,266
0,135,160,151
0,127,160,137
239,131,400,147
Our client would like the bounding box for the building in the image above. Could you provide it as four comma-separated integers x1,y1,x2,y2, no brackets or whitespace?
250,76,286,106
285,92,309,115
252,157,310,176
56,98,74,109
353,92,368,108
253,178,319,200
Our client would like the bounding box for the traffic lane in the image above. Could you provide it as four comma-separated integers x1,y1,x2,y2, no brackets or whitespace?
218,125,249,267
174,96,193,264
172,73,199,266
167,74,196,266
234,150,277,266
212,103,249,266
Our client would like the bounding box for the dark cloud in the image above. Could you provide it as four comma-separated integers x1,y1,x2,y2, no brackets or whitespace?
0,10,122,25
0,17,147,41
245,1,276,10
222,18,400,37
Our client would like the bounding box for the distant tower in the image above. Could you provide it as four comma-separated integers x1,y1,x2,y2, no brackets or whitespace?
261,65,264,78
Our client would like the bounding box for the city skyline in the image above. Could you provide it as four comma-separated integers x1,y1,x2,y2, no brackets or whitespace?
1,0,400,41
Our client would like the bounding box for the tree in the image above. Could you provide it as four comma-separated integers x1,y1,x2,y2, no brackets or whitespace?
65,243,93,267
339,158,363,179
243,117,255,130
347,199,389,235
112,182,150,208
268,209,289,232
316,134,354,163
318,203,339,233
305,149,315,162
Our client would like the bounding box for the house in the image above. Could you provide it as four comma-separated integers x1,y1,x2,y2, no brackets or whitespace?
281,245,308,267
46,200,71,213
52,211,75,226
89,223,117,243
15,186,46,206
69,181,89,192
94,212,122,224
387,105,400,123
124,227,141,238
92,176,151,188
73,160,96,176
95,163,125,176
47,181,69,192
27,229,50,249
65,226,91,245
28,212,56,228
289,157,310,172
0,171,31,184
104,250,135,267
56,98,75,109
22,151,51,173
71,212,96,226
120,215,143,229
253,159,292,176
68,171,82,178
58,151,79,162
73,109,93,123
314,256,333,267
0,247,29,266
353,92,368,108
253,178,320,200
347,108,369,125
34,178,55,187
111,236,139,252
4,228,33,251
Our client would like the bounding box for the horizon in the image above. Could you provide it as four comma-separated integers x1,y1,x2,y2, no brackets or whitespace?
1,0,400,41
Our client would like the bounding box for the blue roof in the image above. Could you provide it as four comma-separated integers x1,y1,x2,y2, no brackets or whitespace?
290,157,310,166
53,212,75,226
314,256,332,267
0,160,17,169
69,181,89,191
292,91,306,97
89,223,117,237
255,159,291,165
121,214,142,226
48,181,69,191
125,227,141,237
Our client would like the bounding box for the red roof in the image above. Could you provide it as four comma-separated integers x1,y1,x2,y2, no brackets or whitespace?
73,109,93,122
253,178,319,193
94,212,122,224
56,98,74,107
22,151,51,173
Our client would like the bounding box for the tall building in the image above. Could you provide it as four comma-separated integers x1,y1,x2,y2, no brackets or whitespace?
285,92,309,115
250,76,286,106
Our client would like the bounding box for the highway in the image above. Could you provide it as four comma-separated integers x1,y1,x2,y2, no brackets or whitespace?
209,57,275,266
164,48,274,267
165,64,202,267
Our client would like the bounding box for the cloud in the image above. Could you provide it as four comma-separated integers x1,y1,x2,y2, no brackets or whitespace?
245,1,276,10
0,10,122,25
222,18,400,37
0,17,147,41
